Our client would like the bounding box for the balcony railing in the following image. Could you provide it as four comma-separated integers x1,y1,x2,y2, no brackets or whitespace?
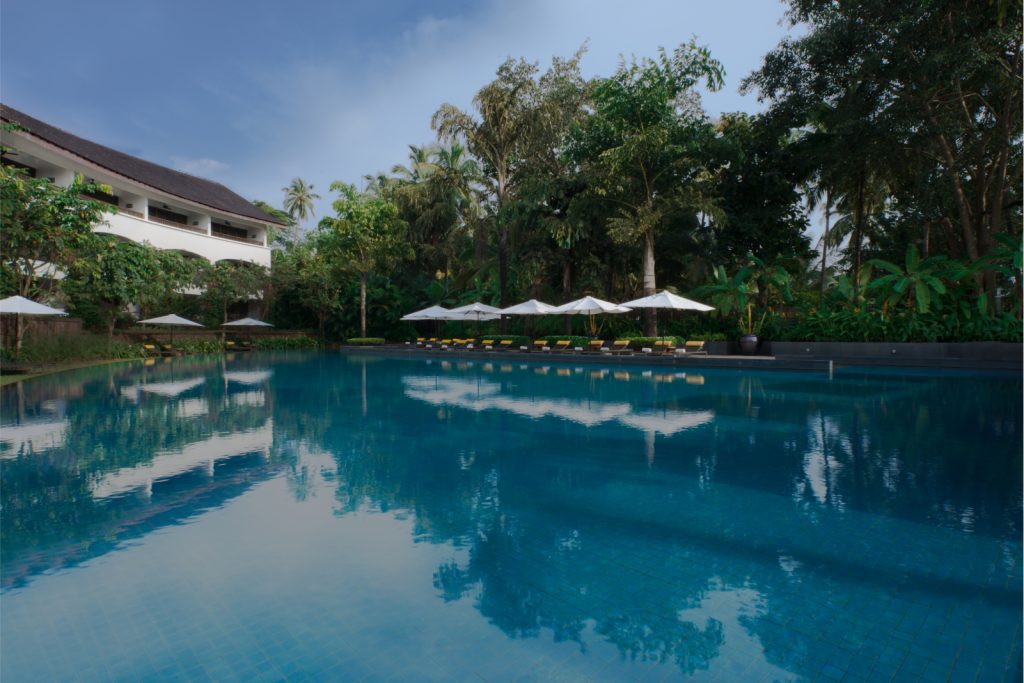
119,208,144,219
211,229,264,246
147,214,209,234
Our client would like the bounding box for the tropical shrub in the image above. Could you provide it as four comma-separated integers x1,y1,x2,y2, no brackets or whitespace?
251,337,320,350
1,334,146,363
345,337,386,345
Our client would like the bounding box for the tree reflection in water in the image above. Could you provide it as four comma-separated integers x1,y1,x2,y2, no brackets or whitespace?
1,354,1019,680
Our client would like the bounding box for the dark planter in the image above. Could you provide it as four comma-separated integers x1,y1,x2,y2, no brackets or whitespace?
739,334,759,355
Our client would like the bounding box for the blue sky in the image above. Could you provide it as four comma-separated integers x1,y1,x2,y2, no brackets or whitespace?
2,0,797,225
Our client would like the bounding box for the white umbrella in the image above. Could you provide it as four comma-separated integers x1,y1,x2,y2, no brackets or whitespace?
445,302,503,320
0,295,67,316
222,317,273,327
0,295,67,353
139,314,204,327
619,290,714,312
139,314,203,350
400,305,451,321
619,290,713,337
551,296,631,336
499,299,559,315
551,296,632,315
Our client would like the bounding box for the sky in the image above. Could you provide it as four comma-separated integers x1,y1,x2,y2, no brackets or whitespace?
1,0,798,225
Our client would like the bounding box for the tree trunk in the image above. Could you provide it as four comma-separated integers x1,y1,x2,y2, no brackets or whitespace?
108,316,117,353
474,220,487,267
359,271,367,338
14,314,23,354
498,222,509,333
819,191,831,304
851,169,865,305
642,228,657,336
562,251,572,335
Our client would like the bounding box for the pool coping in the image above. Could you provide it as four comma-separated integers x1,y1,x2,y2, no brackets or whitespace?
335,348,1007,374
339,344,1022,374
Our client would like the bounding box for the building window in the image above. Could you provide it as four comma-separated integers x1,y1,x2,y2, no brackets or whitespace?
82,187,119,207
211,221,250,241
149,206,189,225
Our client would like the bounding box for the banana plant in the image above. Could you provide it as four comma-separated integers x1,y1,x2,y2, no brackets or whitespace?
867,245,948,313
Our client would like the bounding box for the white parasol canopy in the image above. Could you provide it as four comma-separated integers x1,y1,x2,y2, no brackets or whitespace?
499,299,559,315
0,295,67,316
139,314,204,327
222,317,273,327
401,305,452,321
445,302,502,321
551,296,632,315
619,290,714,312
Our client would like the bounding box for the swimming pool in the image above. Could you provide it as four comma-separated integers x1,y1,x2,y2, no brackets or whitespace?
1,352,1020,681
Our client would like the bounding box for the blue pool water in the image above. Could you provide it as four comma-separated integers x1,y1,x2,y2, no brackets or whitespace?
1,352,1020,682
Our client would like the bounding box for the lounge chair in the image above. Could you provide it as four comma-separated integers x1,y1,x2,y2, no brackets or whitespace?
533,340,550,352
480,338,495,350
553,340,573,353
676,340,707,355
585,340,605,354
654,339,677,355
606,340,631,355
416,337,426,346
498,340,514,351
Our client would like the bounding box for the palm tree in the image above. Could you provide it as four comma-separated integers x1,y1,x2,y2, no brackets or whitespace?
391,145,437,184
432,59,540,318
282,178,321,225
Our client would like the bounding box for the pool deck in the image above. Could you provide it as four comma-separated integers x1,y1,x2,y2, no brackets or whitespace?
344,343,1022,373
349,346,834,373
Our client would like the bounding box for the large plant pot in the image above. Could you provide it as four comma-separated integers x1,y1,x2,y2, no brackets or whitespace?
739,334,759,355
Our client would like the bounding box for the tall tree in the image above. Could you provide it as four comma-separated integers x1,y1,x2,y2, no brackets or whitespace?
65,238,195,341
432,57,546,316
282,178,321,226
326,182,413,337
0,168,106,299
745,0,1023,306
568,42,725,335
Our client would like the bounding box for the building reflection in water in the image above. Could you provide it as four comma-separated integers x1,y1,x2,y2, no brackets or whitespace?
0,354,1019,681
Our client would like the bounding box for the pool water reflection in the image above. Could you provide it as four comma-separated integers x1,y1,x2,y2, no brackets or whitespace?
1,352,1020,681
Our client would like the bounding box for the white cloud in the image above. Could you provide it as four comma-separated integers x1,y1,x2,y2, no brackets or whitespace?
171,156,229,176
218,0,795,224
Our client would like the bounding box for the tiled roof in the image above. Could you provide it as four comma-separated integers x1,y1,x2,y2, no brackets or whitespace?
1,104,285,225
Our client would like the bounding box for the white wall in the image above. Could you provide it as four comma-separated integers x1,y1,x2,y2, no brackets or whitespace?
98,211,271,267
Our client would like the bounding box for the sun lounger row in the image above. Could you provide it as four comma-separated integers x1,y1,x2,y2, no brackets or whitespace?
412,337,707,355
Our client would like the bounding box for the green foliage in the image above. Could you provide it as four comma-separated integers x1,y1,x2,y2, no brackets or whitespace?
345,337,386,345
65,238,196,334
622,336,683,347
251,337,320,350
195,260,269,327
744,0,1022,304
697,255,793,335
0,334,146,363
867,246,950,314
325,182,414,337
170,339,224,355
567,42,725,332
282,178,321,226
767,308,1021,343
0,167,108,299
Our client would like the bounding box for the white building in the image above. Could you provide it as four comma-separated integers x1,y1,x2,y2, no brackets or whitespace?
0,104,283,268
